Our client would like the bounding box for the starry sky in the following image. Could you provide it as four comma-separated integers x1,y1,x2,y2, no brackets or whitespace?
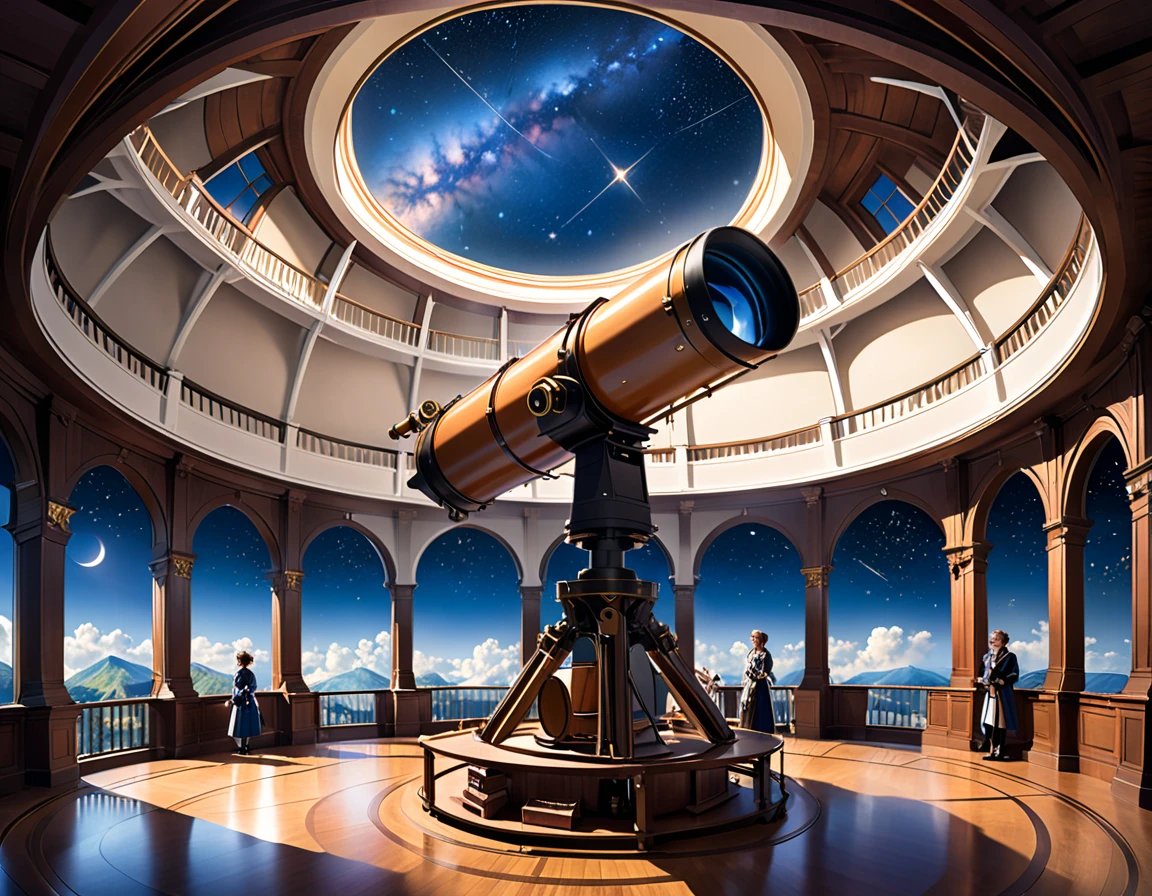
301,526,391,685
1084,440,1132,681
830,502,951,683
0,442,13,703
695,524,805,683
63,466,154,683
190,506,273,680
350,4,763,275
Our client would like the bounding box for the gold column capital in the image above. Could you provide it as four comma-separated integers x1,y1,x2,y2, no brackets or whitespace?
46,499,76,533
800,565,832,588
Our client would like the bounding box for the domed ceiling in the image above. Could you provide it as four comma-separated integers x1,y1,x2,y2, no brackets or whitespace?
345,4,765,277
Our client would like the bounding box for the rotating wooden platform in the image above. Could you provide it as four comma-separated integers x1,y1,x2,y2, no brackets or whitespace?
0,737,1147,894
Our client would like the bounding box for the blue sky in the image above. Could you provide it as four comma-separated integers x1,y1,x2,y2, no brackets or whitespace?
351,4,762,275
829,502,951,683
1,440,12,702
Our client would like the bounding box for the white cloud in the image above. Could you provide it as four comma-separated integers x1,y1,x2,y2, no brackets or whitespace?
693,639,750,680
1086,642,1128,673
411,638,521,686
64,622,153,679
190,635,269,672
302,630,392,686
0,615,11,667
829,626,935,682
1009,621,1049,673
1085,636,1097,647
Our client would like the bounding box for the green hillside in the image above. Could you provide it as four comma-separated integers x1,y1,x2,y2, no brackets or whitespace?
191,663,233,695
65,656,152,703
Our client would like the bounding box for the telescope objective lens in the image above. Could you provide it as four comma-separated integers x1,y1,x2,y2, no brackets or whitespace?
703,247,778,349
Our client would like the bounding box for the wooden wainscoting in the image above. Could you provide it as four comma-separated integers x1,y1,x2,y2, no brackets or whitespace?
923,688,977,751
1078,693,1146,785
0,706,25,793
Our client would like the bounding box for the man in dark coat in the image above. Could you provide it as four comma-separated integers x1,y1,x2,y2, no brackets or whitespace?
978,629,1019,761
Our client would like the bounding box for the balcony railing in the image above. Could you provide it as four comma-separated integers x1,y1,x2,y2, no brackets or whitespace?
318,691,377,726
428,686,509,721
45,229,169,394
688,425,822,463
866,686,928,729
77,700,153,758
714,685,795,728
296,428,398,468
644,447,676,464
508,338,542,357
331,294,422,346
426,329,501,361
831,125,978,298
181,379,285,442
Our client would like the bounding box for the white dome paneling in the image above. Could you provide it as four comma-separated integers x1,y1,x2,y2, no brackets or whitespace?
51,192,151,297
991,162,1080,273
689,343,835,441
418,366,489,405
773,236,820,289
147,99,212,174
340,263,419,320
253,187,331,275
293,337,411,443
803,200,865,272
429,302,498,340
178,281,305,416
943,227,1034,339
838,279,973,410
903,161,936,198
97,236,202,363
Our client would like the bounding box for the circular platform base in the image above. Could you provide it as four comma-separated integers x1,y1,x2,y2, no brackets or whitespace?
419,725,787,849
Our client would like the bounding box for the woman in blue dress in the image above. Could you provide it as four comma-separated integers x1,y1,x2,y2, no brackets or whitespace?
977,629,1019,761
228,650,263,755
739,630,776,733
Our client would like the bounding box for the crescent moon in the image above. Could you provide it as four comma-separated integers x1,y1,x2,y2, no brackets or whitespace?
76,538,105,568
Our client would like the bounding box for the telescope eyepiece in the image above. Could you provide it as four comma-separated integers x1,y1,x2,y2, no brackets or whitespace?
388,399,442,440
528,377,567,417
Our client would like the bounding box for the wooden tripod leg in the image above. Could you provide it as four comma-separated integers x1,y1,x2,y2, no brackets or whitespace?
479,620,577,744
644,619,734,743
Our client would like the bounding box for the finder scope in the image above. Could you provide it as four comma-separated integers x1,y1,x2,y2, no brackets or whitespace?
390,226,800,520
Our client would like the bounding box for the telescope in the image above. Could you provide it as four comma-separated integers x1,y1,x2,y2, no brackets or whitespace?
391,226,799,759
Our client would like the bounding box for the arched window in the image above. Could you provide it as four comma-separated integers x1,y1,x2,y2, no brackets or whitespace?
986,473,1048,686
415,529,520,686
1084,439,1131,693
0,440,14,704
63,467,154,702
830,501,950,685
191,507,273,695
302,527,391,691
695,524,804,685
541,540,672,630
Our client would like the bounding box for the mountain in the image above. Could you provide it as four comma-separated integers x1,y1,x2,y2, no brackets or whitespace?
65,656,152,703
415,672,452,687
0,662,12,703
191,663,233,695
776,669,804,686
311,668,390,692
1017,670,1129,693
842,666,950,687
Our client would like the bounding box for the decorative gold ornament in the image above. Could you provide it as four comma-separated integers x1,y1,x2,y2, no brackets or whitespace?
285,570,305,590
47,500,77,533
801,566,831,588
173,554,195,579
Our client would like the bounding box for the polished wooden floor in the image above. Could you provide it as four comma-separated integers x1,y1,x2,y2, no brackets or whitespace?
0,737,1149,895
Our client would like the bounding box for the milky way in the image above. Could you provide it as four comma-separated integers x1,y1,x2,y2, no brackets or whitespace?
350,4,763,275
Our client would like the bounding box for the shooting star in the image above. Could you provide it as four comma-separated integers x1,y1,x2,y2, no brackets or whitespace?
562,95,751,228
855,557,890,583
422,39,555,161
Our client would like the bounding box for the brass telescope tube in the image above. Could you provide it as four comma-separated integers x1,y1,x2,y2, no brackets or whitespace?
402,227,800,518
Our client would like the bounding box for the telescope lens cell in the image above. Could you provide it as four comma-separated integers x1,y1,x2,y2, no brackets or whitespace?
702,243,797,350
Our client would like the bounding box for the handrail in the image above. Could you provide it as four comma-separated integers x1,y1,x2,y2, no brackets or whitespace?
331,293,421,346
296,427,399,468
180,378,286,443
426,328,501,361
644,447,676,464
44,228,170,393
688,425,822,463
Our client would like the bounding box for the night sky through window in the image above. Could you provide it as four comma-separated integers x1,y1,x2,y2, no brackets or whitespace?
63,466,154,697
350,4,763,275
695,524,803,683
0,440,13,703
414,528,521,685
1084,439,1131,690
830,502,950,684
302,526,391,687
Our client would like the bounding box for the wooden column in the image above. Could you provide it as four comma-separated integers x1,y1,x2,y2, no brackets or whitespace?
1112,474,1152,806
1028,517,1091,772
794,486,830,739
14,497,81,785
931,541,988,749
149,552,197,698
270,570,308,693
673,585,695,669
389,583,417,690
520,585,542,667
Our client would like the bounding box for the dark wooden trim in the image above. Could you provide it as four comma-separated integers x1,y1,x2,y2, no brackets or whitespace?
234,59,302,78
830,112,946,169
196,122,281,183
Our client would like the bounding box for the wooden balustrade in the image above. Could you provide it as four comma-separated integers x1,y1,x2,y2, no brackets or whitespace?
296,428,399,468
426,328,501,361
687,425,822,463
180,379,285,442
76,699,153,758
330,294,421,345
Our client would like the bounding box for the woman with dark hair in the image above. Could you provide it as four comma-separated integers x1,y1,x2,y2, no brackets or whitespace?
739,630,777,734
977,629,1019,761
228,650,263,755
